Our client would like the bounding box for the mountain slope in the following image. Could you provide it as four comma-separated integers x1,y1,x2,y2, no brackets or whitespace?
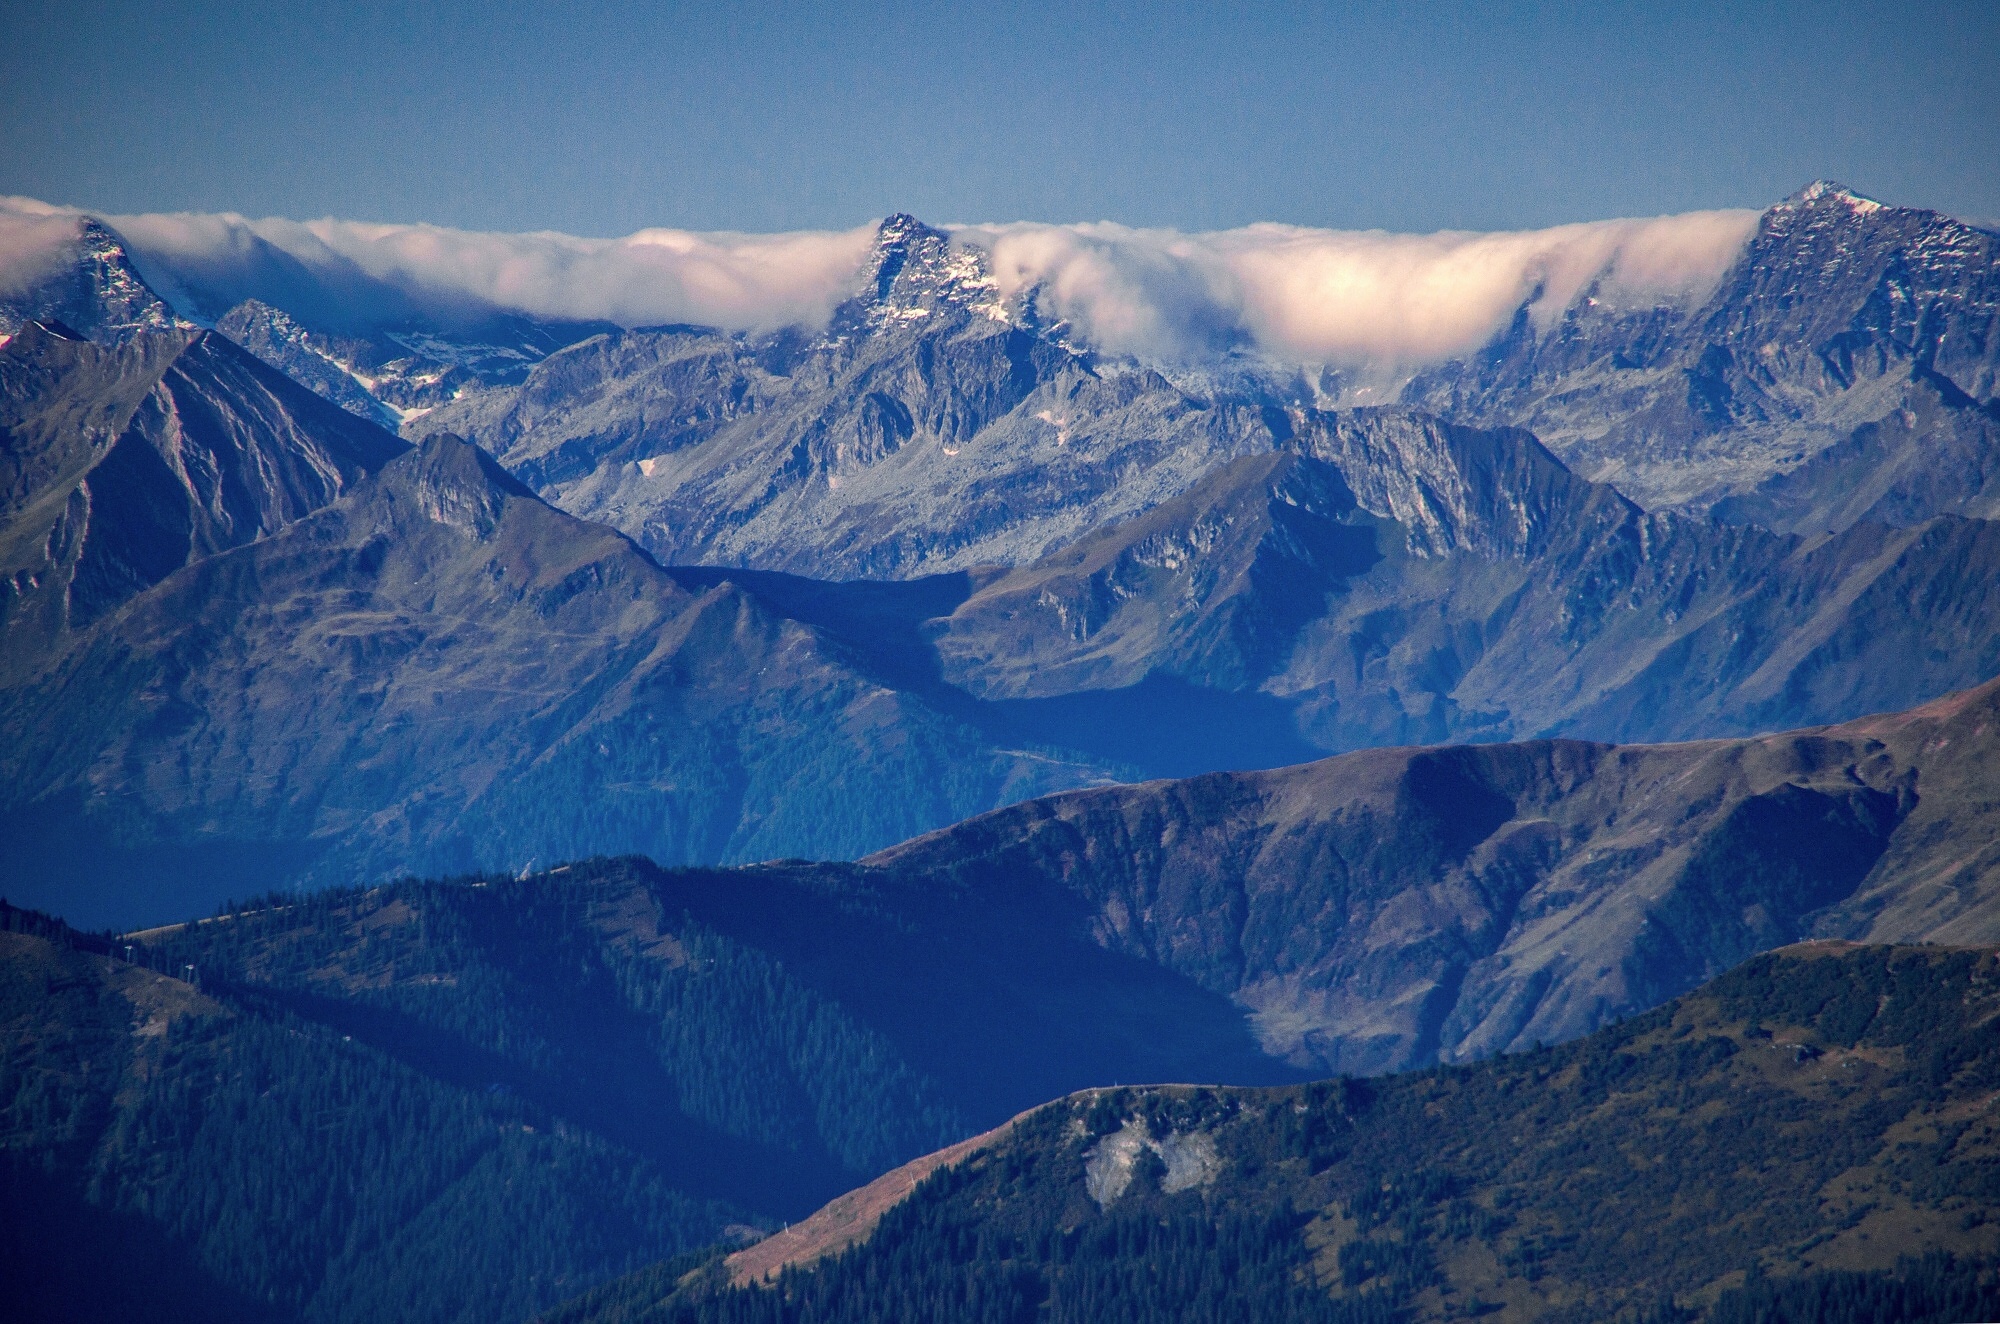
0,837,1305,1320
857,676,2000,1075
931,412,2000,756
583,942,2000,1324
0,433,1112,926
0,321,409,672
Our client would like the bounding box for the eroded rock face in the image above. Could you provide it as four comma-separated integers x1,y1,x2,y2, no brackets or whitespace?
1083,1114,1222,1208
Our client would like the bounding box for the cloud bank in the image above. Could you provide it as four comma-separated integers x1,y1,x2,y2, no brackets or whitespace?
0,200,97,296
2,196,1760,368
107,208,881,334
955,211,1760,365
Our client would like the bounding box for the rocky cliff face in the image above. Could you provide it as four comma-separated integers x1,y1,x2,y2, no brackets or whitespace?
214,298,614,433
399,190,2000,585
23,188,1992,572
413,216,1288,578
0,215,190,344
1404,183,2000,526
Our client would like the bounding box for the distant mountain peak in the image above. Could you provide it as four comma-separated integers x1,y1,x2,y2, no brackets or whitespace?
387,432,536,537
1779,180,1885,214
0,212,191,344
843,213,1008,328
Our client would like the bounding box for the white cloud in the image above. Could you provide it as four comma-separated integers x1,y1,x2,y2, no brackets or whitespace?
0,202,92,297
105,209,880,333
955,209,1760,366
3,195,1759,367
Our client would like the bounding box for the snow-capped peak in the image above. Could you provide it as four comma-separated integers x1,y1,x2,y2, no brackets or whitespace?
1780,180,1885,214
0,212,191,343
844,214,1009,327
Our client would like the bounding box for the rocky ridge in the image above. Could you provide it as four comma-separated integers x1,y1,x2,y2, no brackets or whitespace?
1406,183,2000,526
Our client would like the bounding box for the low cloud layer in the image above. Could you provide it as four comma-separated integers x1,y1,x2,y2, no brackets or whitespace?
957,210,1760,365
2,196,1760,368
108,208,881,334
0,200,96,296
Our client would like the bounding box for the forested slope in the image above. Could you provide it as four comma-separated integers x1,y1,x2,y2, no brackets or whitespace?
565,943,2000,1324
0,902,737,1324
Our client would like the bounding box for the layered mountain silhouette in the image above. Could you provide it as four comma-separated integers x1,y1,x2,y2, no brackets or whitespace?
8,665,1998,1321
2,184,1997,1324
0,429,1117,926
6,310,2000,922
933,416,2000,751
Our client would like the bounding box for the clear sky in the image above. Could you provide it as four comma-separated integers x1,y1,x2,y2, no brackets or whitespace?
3,0,1996,235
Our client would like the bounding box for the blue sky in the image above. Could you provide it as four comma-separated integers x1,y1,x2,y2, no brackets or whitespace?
3,0,1995,234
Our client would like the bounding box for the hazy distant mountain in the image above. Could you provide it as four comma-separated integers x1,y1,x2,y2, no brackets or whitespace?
0,431,1114,926
932,412,2000,753
0,206,612,436
391,187,2000,582
214,298,617,433
16,187,1992,566
6,348,1999,926
4,187,1998,935
0,321,406,673
411,214,1286,579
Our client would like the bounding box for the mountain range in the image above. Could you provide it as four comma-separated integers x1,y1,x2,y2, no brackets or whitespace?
7,676,1996,1309
2,182,1998,1321
10,898,1995,1323
4,192,2000,921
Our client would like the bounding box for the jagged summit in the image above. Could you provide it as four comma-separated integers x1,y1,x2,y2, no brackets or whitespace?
386,431,539,537
1778,179,1885,213
837,213,1007,328
0,213,189,343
